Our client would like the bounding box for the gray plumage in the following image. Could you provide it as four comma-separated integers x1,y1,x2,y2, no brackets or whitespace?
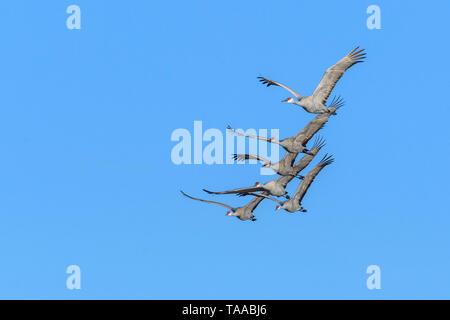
258,47,365,114
203,180,288,198
232,153,304,179
180,190,257,221
226,97,342,154
227,125,313,155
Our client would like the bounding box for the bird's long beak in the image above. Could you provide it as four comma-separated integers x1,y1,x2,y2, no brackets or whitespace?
281,98,288,102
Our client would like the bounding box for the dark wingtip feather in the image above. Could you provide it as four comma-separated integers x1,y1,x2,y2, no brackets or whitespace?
202,189,214,194
257,76,274,87
318,153,335,167
349,46,360,54
350,47,366,62
232,154,241,161
311,135,326,150
328,95,345,109
257,76,266,83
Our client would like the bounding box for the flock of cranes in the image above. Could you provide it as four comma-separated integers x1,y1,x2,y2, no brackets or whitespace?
181,47,366,221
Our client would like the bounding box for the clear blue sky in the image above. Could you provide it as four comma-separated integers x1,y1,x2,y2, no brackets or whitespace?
0,0,449,299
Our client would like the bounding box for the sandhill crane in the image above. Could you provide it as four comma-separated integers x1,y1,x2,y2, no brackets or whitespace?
227,97,342,154
258,47,365,114
227,125,312,155
180,190,257,221
232,153,305,179
203,180,289,198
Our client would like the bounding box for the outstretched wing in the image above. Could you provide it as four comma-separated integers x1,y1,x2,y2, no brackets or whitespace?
203,186,265,196
312,47,366,106
244,192,284,205
180,190,235,210
292,154,335,204
233,154,270,163
227,125,272,143
257,76,303,100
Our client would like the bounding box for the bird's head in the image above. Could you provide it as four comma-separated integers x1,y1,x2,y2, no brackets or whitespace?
255,182,262,187
226,211,235,216
276,205,282,211
282,97,295,103
262,162,271,168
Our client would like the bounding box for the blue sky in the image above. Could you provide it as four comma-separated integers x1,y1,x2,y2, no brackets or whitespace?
0,0,449,299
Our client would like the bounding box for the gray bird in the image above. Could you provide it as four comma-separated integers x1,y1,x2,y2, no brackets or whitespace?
180,190,257,221
227,125,312,155
226,97,342,154
258,47,365,114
